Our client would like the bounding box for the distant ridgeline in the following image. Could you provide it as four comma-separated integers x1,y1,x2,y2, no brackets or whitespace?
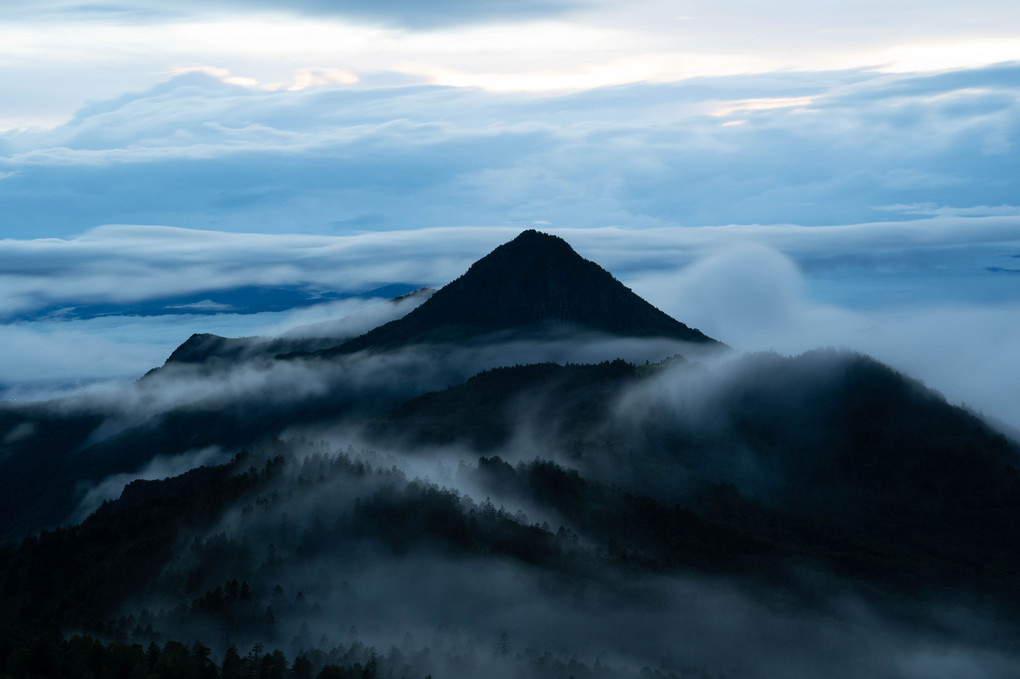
1,231,1019,678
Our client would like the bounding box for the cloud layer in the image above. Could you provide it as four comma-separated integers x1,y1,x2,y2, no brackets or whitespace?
2,219,1019,430
2,64,1018,235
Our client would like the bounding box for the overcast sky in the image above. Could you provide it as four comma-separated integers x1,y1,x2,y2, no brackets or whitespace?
1,1,1019,427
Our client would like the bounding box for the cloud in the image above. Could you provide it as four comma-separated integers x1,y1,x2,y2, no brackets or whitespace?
1,62,1019,418
636,243,805,337
275,290,433,339
0,224,503,318
9,0,576,29
0,318,176,385
5,213,1016,319
224,0,575,28
0,292,449,391
878,203,1020,217
2,216,1020,429
3,0,1020,136
166,299,236,311
2,64,1018,236
136,436,1020,678
626,241,1020,431
70,445,229,523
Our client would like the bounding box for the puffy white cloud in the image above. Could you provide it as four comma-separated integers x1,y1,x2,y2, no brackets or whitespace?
630,243,806,340
627,241,1020,431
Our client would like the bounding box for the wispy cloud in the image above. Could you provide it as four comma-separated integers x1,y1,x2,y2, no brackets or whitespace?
878,203,1020,217
5,0,576,29
4,216,1017,319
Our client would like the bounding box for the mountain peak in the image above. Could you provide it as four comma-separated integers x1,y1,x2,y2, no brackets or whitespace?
470,229,585,278
330,230,718,353
504,228,573,250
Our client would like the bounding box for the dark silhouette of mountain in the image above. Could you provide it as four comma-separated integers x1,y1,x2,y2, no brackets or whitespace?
5,391,1020,676
0,408,102,542
370,359,640,450
308,230,717,356
370,351,1020,598
161,231,716,367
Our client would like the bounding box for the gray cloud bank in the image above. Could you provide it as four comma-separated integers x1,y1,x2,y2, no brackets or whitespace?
2,63,1017,237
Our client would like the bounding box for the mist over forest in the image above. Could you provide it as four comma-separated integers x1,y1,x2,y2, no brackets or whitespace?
2,231,1020,679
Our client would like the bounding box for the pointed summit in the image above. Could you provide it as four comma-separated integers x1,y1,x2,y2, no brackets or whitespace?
329,230,718,354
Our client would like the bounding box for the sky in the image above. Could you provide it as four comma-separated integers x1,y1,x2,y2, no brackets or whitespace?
1,1,1019,427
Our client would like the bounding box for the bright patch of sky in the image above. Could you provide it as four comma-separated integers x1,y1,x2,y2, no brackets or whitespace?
2,1,1019,127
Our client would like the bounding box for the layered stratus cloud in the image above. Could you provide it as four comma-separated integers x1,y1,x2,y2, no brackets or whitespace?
2,64,1018,237
4,219,1018,320
2,220,1019,431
